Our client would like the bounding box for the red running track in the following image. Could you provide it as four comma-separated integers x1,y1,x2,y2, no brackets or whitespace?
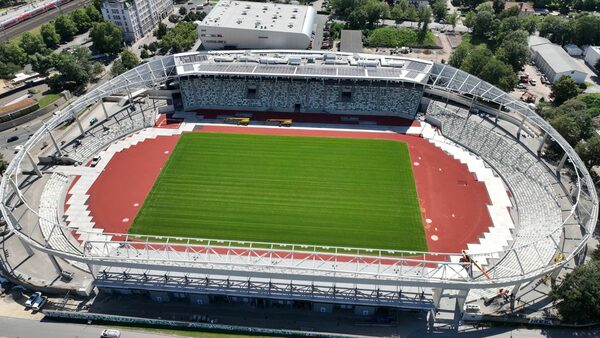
82,124,492,258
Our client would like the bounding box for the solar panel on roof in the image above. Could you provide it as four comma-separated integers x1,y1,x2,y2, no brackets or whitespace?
182,64,195,72
405,71,420,79
338,67,364,76
367,68,401,78
226,64,256,73
255,65,296,74
405,61,427,72
178,54,208,64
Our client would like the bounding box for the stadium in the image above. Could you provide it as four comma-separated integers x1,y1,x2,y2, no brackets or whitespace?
0,50,597,326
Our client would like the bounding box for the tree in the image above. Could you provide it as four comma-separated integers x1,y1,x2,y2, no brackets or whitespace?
478,58,516,92
492,0,506,13
154,22,168,39
446,11,459,31
159,22,198,54
463,11,476,29
391,5,404,26
140,49,150,59
575,134,600,169
179,6,188,16
471,10,495,39
432,0,448,22
111,49,140,76
496,31,530,71
347,7,368,29
54,15,78,42
448,41,471,68
461,44,493,76
41,23,60,48
90,22,124,54
29,53,53,74
404,5,418,22
70,8,92,33
85,4,103,22
0,62,20,79
591,244,600,262
417,5,432,31
551,76,580,106
19,32,48,56
363,0,389,27
49,49,91,90
0,42,26,66
551,261,600,323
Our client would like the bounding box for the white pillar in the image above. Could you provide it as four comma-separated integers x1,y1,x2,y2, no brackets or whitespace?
557,153,569,174
432,287,444,309
453,289,470,328
45,126,62,156
25,151,42,177
72,112,85,136
537,133,548,154
100,100,110,120
516,115,526,139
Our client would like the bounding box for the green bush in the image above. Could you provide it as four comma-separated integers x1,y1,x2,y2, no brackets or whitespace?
366,27,436,47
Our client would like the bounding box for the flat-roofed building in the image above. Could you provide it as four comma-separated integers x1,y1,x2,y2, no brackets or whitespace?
197,0,315,50
529,37,587,83
101,0,173,43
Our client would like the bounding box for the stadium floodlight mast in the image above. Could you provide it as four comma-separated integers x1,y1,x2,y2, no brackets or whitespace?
0,51,596,325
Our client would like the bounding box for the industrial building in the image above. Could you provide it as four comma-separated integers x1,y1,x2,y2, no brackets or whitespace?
585,46,600,69
529,37,587,83
101,0,173,42
197,0,315,50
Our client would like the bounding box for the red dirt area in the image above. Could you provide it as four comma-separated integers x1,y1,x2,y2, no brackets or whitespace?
85,135,180,234
197,125,493,254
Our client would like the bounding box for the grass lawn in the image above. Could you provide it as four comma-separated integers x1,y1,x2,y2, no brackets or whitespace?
38,93,61,108
130,133,426,252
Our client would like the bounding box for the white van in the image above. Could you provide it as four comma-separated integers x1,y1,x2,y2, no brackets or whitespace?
31,295,47,311
100,329,121,338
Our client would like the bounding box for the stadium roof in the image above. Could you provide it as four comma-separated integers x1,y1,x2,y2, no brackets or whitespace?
174,51,432,84
201,0,312,33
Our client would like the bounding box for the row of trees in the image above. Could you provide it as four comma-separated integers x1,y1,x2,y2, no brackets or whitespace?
330,0,390,29
152,21,198,55
535,0,600,11
0,4,103,79
539,77,600,170
366,27,436,47
447,4,536,91
539,14,600,46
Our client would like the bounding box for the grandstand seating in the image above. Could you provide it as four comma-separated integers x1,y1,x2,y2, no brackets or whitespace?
427,102,562,278
67,110,152,163
38,173,87,270
180,77,421,118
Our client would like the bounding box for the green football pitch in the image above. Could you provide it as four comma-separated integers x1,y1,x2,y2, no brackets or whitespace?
129,132,427,252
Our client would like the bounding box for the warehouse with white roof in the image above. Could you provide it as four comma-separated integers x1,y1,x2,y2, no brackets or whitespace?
529,37,587,84
197,0,315,50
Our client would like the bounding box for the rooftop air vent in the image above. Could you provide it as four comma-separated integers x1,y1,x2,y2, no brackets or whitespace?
242,10,247,15
288,23,293,28
293,7,298,12
291,14,297,19
236,18,242,24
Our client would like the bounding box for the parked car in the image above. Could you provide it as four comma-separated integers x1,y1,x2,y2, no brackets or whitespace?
516,83,527,89
7,136,18,143
529,79,537,86
25,292,41,308
13,145,23,153
89,117,98,125
101,329,121,338
31,295,47,311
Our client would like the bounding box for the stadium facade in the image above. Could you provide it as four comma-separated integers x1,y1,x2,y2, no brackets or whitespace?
0,50,597,325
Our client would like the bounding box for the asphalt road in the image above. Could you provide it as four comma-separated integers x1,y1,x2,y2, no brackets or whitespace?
0,316,172,338
0,0,91,42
